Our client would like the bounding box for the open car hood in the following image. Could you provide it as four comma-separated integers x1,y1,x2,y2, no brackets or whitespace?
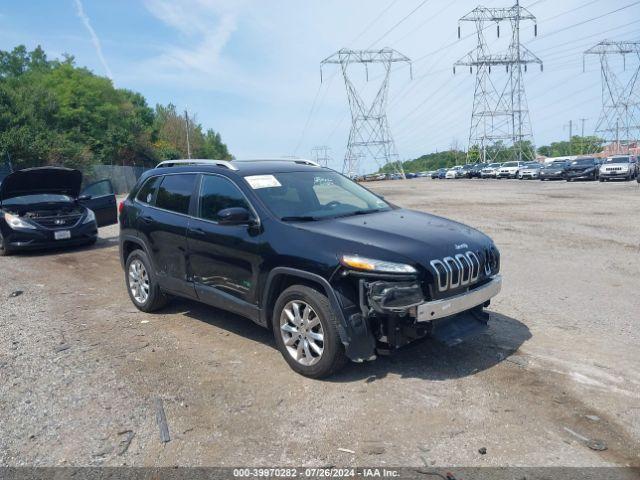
0,167,83,202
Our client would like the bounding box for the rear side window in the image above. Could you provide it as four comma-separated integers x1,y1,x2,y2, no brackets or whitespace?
136,176,161,205
198,175,250,222
156,174,196,214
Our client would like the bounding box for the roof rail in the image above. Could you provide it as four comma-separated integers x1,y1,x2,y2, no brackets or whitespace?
234,158,321,167
155,159,238,170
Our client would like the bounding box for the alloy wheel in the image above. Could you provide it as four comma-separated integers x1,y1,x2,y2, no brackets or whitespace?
279,300,324,366
129,259,150,304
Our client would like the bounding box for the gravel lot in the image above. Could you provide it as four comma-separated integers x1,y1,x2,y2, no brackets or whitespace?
1,179,639,468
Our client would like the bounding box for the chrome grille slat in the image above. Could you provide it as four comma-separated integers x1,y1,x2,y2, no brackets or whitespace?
430,249,496,294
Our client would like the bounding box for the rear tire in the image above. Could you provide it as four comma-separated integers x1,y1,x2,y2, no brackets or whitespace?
125,249,169,312
272,285,348,378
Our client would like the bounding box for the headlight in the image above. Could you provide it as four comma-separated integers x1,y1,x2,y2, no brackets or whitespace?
4,212,36,230
340,254,417,274
83,208,96,224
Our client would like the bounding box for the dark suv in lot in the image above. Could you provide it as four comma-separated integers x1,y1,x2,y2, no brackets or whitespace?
119,159,502,378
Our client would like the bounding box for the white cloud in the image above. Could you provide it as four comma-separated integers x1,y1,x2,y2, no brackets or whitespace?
73,0,114,81
143,0,241,76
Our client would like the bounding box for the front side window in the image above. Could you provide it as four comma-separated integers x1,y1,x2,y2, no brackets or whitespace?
198,175,251,222
136,176,162,205
246,171,390,220
82,180,114,197
155,174,196,214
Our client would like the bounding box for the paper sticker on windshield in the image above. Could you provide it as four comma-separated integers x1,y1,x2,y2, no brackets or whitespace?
245,175,282,189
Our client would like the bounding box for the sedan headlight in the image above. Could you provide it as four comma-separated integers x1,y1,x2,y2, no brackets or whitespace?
340,254,417,274
83,208,96,224
4,212,37,230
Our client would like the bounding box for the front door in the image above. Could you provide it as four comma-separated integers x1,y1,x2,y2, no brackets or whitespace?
79,179,117,227
187,173,264,319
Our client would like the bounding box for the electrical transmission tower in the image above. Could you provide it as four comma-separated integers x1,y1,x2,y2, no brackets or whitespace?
454,0,542,163
321,48,411,177
311,146,332,167
584,41,640,154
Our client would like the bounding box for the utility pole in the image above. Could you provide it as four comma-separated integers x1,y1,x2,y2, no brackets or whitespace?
454,0,542,163
564,119,573,154
184,109,192,159
321,48,412,178
579,117,588,154
584,41,640,155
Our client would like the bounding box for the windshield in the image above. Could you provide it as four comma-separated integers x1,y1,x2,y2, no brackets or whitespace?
572,159,595,166
502,162,518,167
2,193,73,206
488,163,501,168
245,171,391,221
605,157,630,164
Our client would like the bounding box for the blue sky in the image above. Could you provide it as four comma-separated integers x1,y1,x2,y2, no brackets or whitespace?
1,0,639,172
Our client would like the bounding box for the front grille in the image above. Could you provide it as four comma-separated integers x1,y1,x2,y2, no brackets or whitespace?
428,247,498,298
32,214,82,229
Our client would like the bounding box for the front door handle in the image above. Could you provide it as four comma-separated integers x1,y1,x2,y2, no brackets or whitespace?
190,227,206,236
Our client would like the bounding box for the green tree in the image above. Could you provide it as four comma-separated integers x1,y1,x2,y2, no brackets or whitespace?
0,44,232,170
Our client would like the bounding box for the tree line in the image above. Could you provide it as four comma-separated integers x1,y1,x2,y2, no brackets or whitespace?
381,136,605,174
0,45,231,171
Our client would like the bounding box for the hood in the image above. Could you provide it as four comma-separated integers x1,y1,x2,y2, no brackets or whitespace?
294,209,494,268
0,167,82,202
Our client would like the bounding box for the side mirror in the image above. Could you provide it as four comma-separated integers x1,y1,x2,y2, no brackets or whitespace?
77,194,92,201
218,207,252,225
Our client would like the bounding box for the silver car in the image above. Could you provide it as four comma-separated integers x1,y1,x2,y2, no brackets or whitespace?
480,162,503,178
519,162,544,180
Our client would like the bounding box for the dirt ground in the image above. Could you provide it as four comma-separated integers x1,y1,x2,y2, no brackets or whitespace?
1,178,639,469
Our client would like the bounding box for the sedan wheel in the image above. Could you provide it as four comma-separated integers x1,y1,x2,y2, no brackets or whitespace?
280,300,324,366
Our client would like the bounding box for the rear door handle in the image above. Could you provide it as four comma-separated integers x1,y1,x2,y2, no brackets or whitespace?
140,216,153,224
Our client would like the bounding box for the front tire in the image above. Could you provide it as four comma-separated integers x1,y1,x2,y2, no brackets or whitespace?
125,249,169,312
273,285,348,378
0,233,12,256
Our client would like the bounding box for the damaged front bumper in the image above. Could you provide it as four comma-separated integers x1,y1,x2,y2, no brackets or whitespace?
415,275,502,321
339,273,502,359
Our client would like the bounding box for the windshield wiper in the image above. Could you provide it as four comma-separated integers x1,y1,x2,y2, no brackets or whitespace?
280,215,320,222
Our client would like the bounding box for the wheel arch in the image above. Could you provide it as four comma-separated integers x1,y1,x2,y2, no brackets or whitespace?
120,235,154,270
261,267,376,361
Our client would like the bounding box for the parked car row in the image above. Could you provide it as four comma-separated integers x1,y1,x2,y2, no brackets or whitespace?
427,155,639,182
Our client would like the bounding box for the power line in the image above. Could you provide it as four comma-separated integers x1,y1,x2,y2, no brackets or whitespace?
367,0,432,48
351,0,401,45
530,0,640,42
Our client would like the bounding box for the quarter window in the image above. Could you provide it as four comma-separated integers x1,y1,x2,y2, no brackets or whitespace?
198,175,251,222
155,174,197,214
136,176,161,205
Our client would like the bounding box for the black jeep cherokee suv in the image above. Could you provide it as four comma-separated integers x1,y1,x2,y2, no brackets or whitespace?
119,159,502,378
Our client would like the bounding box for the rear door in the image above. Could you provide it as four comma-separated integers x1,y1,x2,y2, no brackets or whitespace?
79,179,117,227
144,173,198,298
